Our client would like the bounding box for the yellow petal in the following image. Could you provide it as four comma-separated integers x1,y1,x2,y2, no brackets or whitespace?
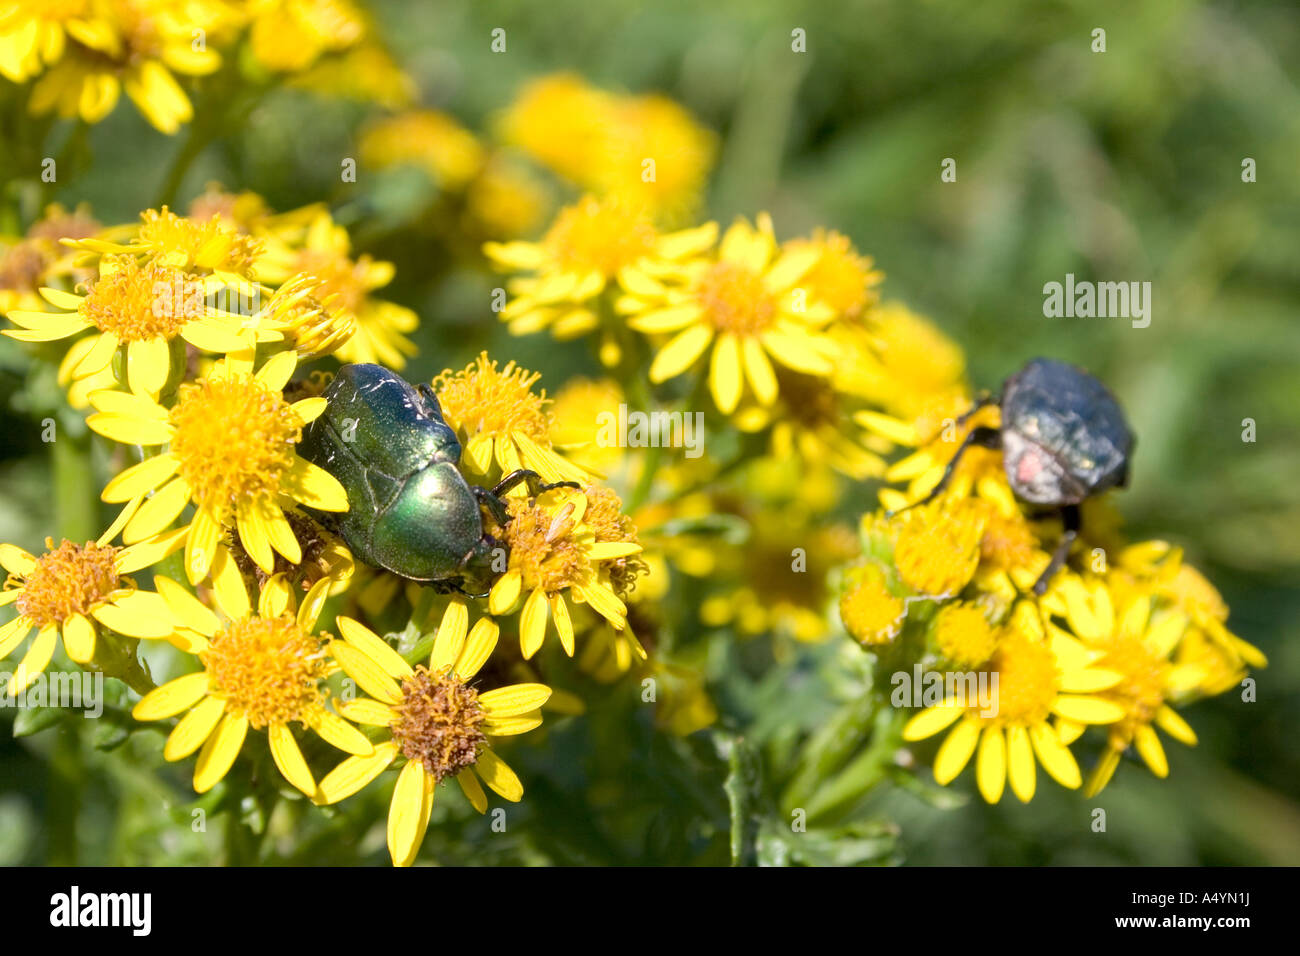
902,702,965,741
519,587,549,660
648,324,713,383
61,612,96,663
976,726,1006,803
1134,724,1169,777
153,575,219,636
209,544,250,618
488,568,522,616
7,625,56,695
551,594,574,657
387,760,429,867
933,717,979,785
123,478,191,543
329,642,401,704
1029,721,1082,789
309,708,377,756
163,695,225,760
315,741,399,805
1154,705,1198,747
741,336,778,406
430,599,468,673
102,453,180,504
1053,694,1126,724
455,617,499,679
255,349,298,392
1006,725,1037,802
185,507,223,585
87,413,175,446
93,590,176,639
297,576,332,631
338,616,413,679
269,722,316,796
0,616,33,660
193,713,248,793
126,337,171,398
479,683,552,718
457,768,488,814
483,710,544,736
474,748,523,802
0,545,36,577
336,699,396,726
133,671,210,720
283,456,349,512
709,333,742,414
1084,747,1122,798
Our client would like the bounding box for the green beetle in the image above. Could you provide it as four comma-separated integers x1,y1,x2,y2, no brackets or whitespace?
296,363,571,593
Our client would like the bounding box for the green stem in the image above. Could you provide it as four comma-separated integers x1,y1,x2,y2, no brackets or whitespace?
47,723,81,865
53,424,96,544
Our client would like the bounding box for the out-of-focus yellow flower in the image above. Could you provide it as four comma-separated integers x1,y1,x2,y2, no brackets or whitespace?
463,155,549,239
287,41,414,108
903,608,1126,804
132,574,373,795
360,109,484,190
319,605,548,867
496,73,614,187
497,73,716,223
835,302,967,420
0,0,90,82
549,377,627,475
74,206,262,279
0,204,99,315
0,511,184,695
486,194,715,347
839,563,906,647
259,211,417,368
23,0,235,133
619,213,839,415
783,229,883,323
86,349,349,584
432,351,591,486
246,0,362,72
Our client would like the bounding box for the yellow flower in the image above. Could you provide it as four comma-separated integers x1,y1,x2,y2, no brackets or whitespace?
86,349,349,584
285,40,414,109
432,351,591,485
835,303,968,419
903,607,1126,803
0,515,184,695
318,604,550,867
0,0,90,82
26,0,233,133
74,207,263,279
932,602,999,667
4,253,251,398
783,229,883,323
496,73,614,186
839,564,906,647
360,109,484,190
0,203,99,315
1043,575,1206,795
485,194,715,343
246,0,363,73
462,155,549,239
618,213,838,415
488,487,642,659
259,211,418,369
253,272,355,358
132,574,373,795
548,377,628,475
892,499,986,597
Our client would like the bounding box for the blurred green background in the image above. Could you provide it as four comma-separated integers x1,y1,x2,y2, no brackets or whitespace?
1,0,1297,865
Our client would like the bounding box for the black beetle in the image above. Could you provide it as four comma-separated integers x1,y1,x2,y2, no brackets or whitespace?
296,364,574,593
904,357,1134,596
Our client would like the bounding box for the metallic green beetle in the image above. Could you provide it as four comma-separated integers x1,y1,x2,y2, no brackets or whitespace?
296,364,572,593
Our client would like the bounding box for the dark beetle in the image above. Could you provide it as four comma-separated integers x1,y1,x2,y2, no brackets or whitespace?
905,357,1134,595
296,364,572,593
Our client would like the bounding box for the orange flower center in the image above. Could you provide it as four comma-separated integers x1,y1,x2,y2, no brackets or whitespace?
693,261,777,336
169,376,303,513
543,196,656,277
80,256,205,342
433,352,552,443
503,498,591,594
14,538,120,628
201,615,327,728
983,631,1058,726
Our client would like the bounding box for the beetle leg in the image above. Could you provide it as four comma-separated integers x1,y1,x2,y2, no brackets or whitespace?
491,468,580,499
471,485,512,527
1032,503,1081,596
955,391,1000,428
888,425,1001,516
